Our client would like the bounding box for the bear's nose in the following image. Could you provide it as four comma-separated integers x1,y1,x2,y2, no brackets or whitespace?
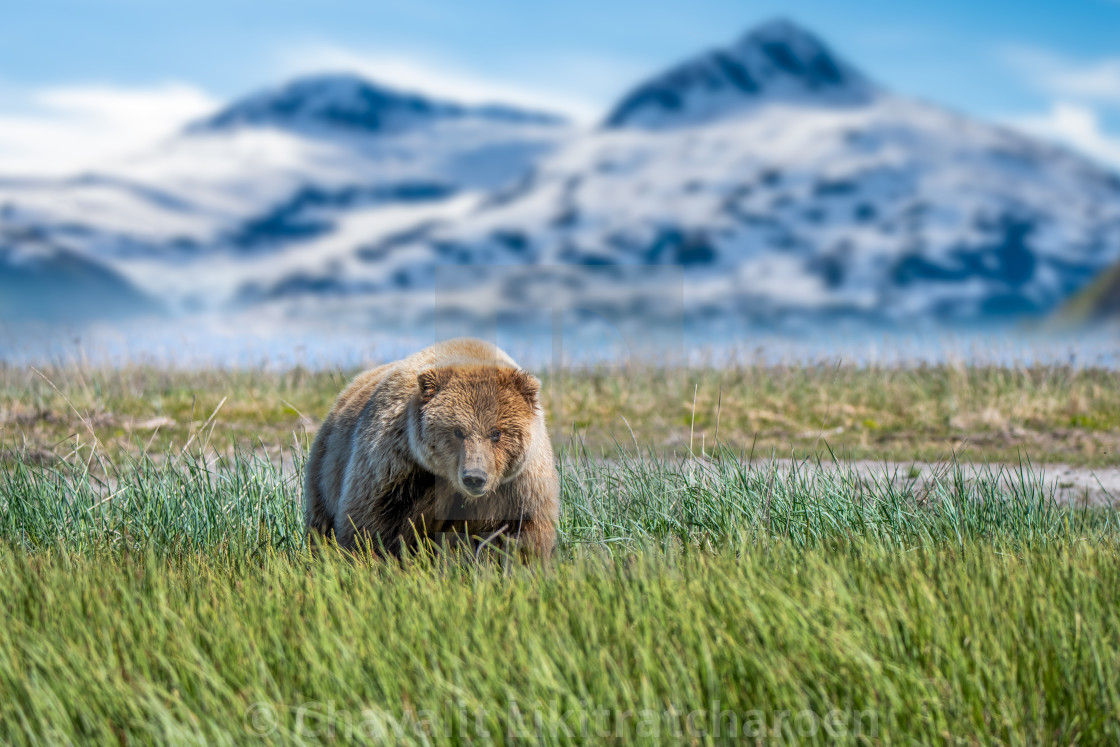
462,471,487,492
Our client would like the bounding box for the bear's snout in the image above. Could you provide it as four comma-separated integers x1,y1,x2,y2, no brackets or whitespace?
461,469,487,494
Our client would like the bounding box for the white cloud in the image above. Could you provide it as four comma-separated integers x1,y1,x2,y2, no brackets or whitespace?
278,42,609,123
999,46,1120,170
1002,45,1120,105
1045,59,1120,103
1010,102,1120,169
0,83,219,177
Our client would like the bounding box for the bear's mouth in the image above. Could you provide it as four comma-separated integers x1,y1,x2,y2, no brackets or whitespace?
458,484,488,499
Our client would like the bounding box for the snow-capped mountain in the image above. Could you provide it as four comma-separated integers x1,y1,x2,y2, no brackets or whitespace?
3,19,1120,330
605,19,877,129
0,74,570,314
292,18,1117,326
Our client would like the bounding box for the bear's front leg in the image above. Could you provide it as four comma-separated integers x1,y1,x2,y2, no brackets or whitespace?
333,516,373,555
513,517,556,560
335,516,414,557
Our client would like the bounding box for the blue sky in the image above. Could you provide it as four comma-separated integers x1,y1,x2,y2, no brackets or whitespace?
1,0,1119,174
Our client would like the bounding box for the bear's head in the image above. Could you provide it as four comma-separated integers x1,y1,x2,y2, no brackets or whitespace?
409,364,541,498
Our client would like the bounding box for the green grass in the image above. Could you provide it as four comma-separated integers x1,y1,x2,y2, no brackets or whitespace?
1,544,1118,744
1,445,1119,743
3,445,1117,559
2,358,1120,743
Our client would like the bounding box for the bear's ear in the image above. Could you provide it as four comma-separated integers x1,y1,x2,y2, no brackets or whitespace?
511,370,541,409
417,368,450,403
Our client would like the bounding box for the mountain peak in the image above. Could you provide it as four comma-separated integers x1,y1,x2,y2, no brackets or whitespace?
605,18,878,129
189,73,566,136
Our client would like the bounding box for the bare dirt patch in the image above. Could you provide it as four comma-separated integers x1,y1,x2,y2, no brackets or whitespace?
754,458,1120,508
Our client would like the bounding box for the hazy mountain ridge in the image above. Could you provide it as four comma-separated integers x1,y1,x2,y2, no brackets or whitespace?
1054,259,1120,326
0,226,158,322
191,73,567,135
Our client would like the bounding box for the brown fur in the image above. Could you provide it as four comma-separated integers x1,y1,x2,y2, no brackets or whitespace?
303,338,559,559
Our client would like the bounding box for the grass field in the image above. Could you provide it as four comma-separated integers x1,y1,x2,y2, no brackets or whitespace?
2,361,1120,743
3,359,1120,466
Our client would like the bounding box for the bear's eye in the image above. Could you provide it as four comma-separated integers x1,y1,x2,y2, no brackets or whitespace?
490,429,501,443
453,427,465,440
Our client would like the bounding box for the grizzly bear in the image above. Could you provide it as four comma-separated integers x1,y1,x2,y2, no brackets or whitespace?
303,338,559,558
